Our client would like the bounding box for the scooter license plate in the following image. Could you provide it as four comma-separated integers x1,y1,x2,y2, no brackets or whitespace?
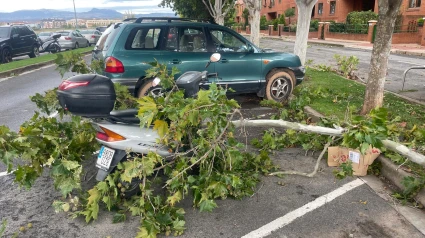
96,146,115,170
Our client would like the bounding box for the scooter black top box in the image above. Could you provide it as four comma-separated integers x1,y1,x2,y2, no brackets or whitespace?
57,74,116,117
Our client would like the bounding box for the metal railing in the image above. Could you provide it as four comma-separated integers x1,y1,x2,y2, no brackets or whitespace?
393,24,418,33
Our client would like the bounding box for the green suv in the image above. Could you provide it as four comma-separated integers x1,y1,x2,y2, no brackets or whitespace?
92,18,305,101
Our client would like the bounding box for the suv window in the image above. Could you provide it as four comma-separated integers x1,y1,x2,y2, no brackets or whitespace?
126,27,162,50
209,28,248,53
166,27,206,52
95,24,121,51
0,27,10,38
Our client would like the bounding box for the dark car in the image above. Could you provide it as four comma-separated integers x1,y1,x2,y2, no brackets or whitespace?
92,18,305,102
0,25,40,63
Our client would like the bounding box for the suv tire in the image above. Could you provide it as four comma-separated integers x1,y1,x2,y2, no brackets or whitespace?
138,79,166,98
29,45,39,58
265,70,294,102
1,48,12,63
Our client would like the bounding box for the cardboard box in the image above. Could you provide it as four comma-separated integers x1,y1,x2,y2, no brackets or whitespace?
327,146,381,176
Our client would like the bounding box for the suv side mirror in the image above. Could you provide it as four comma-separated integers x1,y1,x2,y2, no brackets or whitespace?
12,34,19,39
205,53,222,68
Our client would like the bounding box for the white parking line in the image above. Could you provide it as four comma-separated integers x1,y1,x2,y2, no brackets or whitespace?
242,179,365,238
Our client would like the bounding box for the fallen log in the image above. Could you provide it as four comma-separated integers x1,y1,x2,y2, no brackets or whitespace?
232,119,425,167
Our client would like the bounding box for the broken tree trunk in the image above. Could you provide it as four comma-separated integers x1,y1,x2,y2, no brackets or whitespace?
232,119,425,167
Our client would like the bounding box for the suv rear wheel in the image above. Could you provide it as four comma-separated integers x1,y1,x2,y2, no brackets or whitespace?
265,70,294,102
29,45,39,58
138,79,166,98
1,48,12,63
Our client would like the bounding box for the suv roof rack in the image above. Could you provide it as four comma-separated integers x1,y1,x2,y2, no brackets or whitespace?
123,18,137,22
134,17,216,24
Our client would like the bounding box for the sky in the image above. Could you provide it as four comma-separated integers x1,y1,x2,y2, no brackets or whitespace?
0,0,174,14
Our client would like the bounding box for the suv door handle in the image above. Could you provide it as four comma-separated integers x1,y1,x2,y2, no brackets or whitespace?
170,59,181,64
220,59,229,63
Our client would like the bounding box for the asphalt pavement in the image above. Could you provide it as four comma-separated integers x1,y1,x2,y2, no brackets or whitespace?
0,47,424,238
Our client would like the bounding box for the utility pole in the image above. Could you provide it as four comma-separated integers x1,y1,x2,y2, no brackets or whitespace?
73,0,78,30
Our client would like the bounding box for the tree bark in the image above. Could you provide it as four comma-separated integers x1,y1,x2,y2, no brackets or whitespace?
294,0,317,65
231,119,425,166
202,0,232,26
361,0,403,115
244,0,261,46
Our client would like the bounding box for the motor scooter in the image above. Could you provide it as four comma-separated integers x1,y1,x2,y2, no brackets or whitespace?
57,53,222,182
38,33,61,54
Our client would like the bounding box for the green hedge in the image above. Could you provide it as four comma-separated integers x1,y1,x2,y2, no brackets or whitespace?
346,11,378,25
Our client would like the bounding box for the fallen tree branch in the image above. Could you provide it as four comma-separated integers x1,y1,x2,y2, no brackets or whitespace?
231,119,425,167
269,136,334,177
232,119,344,136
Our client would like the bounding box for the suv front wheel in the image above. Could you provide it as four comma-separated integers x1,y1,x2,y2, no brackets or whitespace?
29,45,39,58
265,70,294,102
138,79,166,98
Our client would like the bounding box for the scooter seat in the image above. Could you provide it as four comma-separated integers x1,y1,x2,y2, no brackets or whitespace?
109,109,140,123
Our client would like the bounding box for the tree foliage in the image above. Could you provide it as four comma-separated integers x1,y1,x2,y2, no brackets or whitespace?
159,0,213,20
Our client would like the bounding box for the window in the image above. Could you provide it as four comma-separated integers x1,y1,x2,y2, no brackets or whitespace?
330,1,336,15
96,24,121,51
318,3,323,15
126,27,162,50
0,27,10,38
409,0,421,8
166,27,207,52
209,29,248,53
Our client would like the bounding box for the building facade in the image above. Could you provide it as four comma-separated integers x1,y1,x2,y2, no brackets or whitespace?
236,0,425,25
41,19,67,29
85,19,121,28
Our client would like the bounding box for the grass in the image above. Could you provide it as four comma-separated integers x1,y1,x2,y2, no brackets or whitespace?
301,69,425,127
0,47,93,74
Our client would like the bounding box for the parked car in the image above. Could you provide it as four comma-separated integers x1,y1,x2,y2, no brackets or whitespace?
80,30,101,46
38,32,52,43
56,30,89,50
96,26,108,34
92,18,305,102
0,24,40,63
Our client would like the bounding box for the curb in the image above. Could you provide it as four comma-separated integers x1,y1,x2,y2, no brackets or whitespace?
0,51,93,79
303,106,425,206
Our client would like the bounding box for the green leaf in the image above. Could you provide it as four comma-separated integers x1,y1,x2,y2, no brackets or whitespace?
172,218,186,232
155,212,172,226
360,143,370,155
137,97,158,128
112,213,126,223
166,190,182,206
197,90,210,102
62,160,80,171
102,196,113,211
199,199,217,212
153,120,169,139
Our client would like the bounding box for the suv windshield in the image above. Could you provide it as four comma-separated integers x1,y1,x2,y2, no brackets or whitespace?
0,27,10,38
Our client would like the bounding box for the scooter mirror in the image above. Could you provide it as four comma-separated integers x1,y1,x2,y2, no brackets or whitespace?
210,53,221,63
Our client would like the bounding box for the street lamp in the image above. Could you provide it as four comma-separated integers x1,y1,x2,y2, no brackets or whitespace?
73,0,78,30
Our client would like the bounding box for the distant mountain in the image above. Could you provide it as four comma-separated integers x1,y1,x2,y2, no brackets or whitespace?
0,8,175,22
